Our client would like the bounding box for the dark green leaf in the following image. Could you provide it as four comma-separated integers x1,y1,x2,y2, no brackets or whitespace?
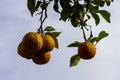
105,0,113,6
53,0,60,13
40,3,48,10
73,4,84,13
70,15,80,27
98,10,111,23
92,0,105,7
44,26,55,31
27,0,36,16
99,1,105,7
86,0,91,11
91,13,100,26
89,5,99,13
105,1,111,6
60,9,72,21
96,31,109,43
70,54,80,67
67,41,81,47
60,0,71,9
35,1,41,11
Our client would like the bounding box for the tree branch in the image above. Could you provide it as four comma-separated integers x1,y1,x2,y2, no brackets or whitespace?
37,0,48,34
81,26,87,41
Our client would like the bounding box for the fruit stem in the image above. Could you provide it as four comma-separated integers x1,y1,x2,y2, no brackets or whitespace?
81,26,87,41
37,0,48,35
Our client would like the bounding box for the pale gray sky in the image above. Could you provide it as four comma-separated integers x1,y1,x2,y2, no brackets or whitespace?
0,0,120,80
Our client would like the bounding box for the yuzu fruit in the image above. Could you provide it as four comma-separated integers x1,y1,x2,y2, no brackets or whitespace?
78,41,96,59
32,51,51,64
22,32,43,53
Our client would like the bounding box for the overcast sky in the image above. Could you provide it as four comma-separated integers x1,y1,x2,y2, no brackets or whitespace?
0,0,120,80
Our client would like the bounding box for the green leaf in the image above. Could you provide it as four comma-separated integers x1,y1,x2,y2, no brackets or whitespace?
60,9,72,21
91,13,100,26
35,1,41,11
89,37,97,43
52,36,59,48
73,4,84,13
96,31,109,43
98,10,111,23
50,32,61,37
89,5,99,13
27,0,36,16
40,3,48,10
45,31,61,37
60,0,71,9
53,0,60,13
70,54,80,67
46,31,61,48
92,0,105,7
70,15,80,27
86,0,91,11
105,1,110,6
67,41,81,47
99,1,105,7
44,26,55,31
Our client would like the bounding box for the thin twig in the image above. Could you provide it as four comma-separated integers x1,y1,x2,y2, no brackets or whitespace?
37,0,48,34
81,26,87,41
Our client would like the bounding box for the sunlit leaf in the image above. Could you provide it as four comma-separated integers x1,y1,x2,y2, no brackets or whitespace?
70,54,80,67
67,41,81,47
89,5,99,13
96,31,109,43
91,13,100,26
89,37,97,43
44,26,55,31
98,10,111,23
50,32,61,37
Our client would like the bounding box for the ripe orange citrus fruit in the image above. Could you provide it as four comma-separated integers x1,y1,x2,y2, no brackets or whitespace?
41,35,55,52
22,32,43,53
17,42,35,59
32,51,51,64
78,41,96,59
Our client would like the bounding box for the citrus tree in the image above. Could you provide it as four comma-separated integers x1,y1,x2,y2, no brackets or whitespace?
18,0,113,67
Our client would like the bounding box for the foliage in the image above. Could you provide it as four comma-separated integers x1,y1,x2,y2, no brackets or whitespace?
44,26,61,49
27,0,113,66
70,54,80,67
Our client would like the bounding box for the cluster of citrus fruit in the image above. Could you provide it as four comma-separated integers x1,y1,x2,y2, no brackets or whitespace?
17,32,55,65
78,41,96,59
